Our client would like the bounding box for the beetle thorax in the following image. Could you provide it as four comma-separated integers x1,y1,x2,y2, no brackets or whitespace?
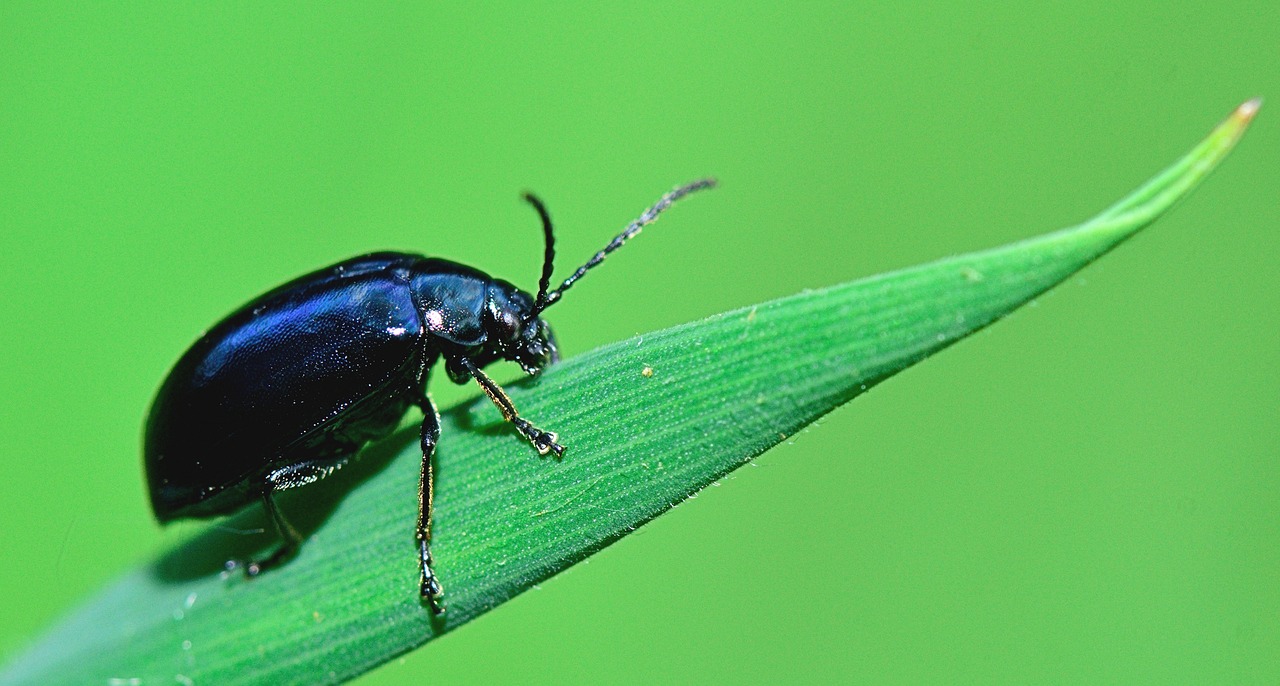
409,264,558,383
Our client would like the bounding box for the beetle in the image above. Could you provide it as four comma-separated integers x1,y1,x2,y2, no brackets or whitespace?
144,179,715,614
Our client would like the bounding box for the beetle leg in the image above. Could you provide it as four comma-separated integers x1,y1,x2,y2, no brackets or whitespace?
228,460,345,578
226,487,304,578
417,397,446,615
458,357,565,457
253,489,305,574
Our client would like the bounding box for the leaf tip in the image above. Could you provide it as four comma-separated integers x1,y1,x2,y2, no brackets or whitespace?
1186,98,1262,176
1235,97,1262,123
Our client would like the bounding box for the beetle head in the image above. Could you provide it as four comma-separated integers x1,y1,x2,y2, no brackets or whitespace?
471,179,714,380
484,280,559,375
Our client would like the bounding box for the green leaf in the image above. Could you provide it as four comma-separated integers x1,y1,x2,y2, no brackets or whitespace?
1,100,1258,686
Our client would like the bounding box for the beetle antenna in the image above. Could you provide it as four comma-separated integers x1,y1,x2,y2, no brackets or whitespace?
528,178,716,318
522,193,557,311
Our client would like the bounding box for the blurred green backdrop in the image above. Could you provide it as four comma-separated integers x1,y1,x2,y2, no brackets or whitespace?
1,3,1276,684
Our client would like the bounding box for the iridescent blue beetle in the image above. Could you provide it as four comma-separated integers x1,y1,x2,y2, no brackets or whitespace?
144,180,714,614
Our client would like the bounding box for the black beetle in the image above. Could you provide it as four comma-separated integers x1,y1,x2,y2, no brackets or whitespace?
144,179,714,614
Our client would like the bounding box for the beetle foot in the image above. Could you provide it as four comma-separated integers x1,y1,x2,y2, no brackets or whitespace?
223,557,266,578
526,428,564,457
421,576,445,616
224,541,295,580
514,419,565,457
535,431,565,458
419,541,446,615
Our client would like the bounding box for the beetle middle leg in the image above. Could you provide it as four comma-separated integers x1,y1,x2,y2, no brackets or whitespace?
417,396,445,615
458,356,565,457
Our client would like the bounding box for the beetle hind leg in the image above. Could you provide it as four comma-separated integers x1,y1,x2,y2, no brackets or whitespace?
250,489,304,575
418,397,446,615
226,459,343,578
225,487,305,577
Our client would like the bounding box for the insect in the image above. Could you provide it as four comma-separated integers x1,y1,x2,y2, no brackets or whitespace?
144,179,716,614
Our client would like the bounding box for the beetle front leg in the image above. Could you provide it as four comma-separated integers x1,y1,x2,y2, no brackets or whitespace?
458,357,565,457
417,397,446,615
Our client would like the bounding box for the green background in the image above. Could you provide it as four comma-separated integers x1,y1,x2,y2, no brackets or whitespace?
1,3,1276,684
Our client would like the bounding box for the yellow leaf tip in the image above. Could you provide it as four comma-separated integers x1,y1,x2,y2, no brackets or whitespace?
1236,97,1262,122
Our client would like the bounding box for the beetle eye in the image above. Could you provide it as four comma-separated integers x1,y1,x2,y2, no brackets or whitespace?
496,308,521,342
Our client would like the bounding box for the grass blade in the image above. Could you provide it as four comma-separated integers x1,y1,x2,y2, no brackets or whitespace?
0,101,1258,686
